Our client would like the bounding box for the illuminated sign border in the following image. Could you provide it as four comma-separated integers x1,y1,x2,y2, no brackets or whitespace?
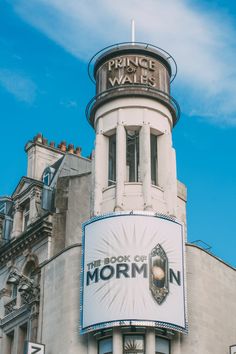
80,211,188,334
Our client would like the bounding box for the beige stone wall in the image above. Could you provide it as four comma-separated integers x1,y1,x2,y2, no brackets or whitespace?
52,173,91,255
38,242,236,354
172,244,236,354
39,245,88,354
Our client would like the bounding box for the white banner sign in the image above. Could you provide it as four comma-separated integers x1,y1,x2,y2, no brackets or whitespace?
80,212,187,334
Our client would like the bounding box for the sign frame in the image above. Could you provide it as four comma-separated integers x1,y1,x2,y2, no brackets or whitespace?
80,211,188,335
24,341,45,354
230,345,236,354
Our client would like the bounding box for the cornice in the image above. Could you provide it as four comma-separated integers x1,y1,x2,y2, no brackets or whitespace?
0,214,52,268
0,303,30,327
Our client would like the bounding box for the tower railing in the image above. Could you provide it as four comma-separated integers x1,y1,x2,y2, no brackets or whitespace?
86,84,181,127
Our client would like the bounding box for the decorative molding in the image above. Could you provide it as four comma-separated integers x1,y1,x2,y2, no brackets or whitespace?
0,288,11,299
0,303,30,327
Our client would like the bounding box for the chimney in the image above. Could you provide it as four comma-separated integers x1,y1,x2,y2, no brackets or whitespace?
68,144,74,154
49,141,55,148
59,141,67,152
25,134,64,180
35,133,43,143
75,147,82,156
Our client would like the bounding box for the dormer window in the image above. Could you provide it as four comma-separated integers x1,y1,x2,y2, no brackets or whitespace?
42,167,55,186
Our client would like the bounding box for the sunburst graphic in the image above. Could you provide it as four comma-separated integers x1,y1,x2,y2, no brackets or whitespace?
89,221,149,314
124,339,144,353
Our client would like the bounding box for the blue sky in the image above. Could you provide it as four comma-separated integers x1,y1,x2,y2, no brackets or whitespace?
0,0,236,267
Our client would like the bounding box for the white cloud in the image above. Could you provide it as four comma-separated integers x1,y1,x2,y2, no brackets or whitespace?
9,0,236,124
0,69,36,103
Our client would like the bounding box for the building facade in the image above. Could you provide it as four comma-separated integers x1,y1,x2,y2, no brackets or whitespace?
0,42,235,354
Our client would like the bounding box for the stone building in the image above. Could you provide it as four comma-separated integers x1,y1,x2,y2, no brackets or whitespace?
0,42,235,354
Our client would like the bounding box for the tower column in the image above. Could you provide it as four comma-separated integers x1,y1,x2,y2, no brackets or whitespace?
115,113,126,211
12,202,23,238
158,131,177,216
113,328,122,354
146,328,155,354
93,128,107,215
140,121,152,210
87,334,97,354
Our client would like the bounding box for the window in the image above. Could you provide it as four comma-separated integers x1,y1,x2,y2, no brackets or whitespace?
123,335,144,354
99,337,112,354
108,135,116,186
0,201,6,214
43,172,50,186
126,130,139,182
41,186,54,211
151,134,158,185
22,203,30,231
155,337,170,354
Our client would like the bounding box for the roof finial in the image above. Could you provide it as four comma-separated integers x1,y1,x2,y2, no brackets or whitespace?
131,19,135,45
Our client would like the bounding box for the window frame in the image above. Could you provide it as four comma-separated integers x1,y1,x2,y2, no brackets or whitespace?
0,201,6,214
150,133,158,186
155,336,170,354
98,336,113,354
126,129,140,183
123,334,145,354
22,202,30,231
108,134,116,186
42,167,55,186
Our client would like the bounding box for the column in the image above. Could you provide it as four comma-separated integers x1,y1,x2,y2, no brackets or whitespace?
93,125,107,215
11,202,23,238
29,188,41,223
88,334,97,354
113,328,122,354
115,118,126,211
140,123,152,210
157,131,177,216
146,328,155,354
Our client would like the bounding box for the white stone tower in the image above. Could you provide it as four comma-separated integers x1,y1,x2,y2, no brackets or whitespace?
82,42,187,354
88,43,184,220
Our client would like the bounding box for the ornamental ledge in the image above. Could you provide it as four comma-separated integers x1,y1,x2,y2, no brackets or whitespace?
0,214,52,268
